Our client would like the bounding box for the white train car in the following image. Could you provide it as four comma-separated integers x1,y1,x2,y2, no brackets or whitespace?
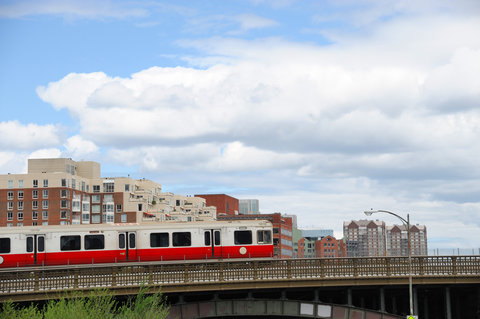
0,220,273,268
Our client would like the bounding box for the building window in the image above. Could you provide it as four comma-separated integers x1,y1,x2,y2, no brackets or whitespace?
18,201,23,210
82,213,90,223
32,211,38,220
93,185,100,193
42,221,48,226
32,190,38,199
121,214,127,222
92,205,100,213
17,222,23,227
7,191,13,200
8,180,13,188
92,215,101,223
33,179,38,188
82,181,85,192
72,178,76,189
43,190,48,198
7,202,13,210
18,180,24,188
32,222,38,226
7,212,13,221
42,211,48,220
17,211,23,220
61,200,68,208
61,178,67,187
116,204,122,213
125,184,130,192
92,195,100,203
103,181,114,193
18,191,24,199
43,179,48,187
61,189,68,198
138,204,143,211
42,200,48,209
60,211,67,219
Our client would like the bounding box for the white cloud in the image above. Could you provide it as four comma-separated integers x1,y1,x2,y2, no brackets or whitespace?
234,14,277,32
31,0,480,248
0,121,62,150
63,135,99,159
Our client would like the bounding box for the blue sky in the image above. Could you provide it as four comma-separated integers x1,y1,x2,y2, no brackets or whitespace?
2,0,480,249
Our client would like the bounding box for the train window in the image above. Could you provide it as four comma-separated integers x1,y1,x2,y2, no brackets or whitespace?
0,238,10,253
129,233,136,248
60,235,81,251
119,234,125,249
204,231,210,246
173,232,191,247
150,233,169,247
257,230,272,244
214,231,221,245
38,236,45,252
85,235,105,250
27,237,33,252
234,230,252,245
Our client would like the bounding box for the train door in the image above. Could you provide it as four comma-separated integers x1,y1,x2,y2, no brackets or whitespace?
26,234,46,266
118,232,137,262
204,229,222,259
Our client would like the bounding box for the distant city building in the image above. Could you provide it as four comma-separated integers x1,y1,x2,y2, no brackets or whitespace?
195,194,239,217
343,220,386,257
297,237,317,258
239,199,259,215
344,219,428,257
387,224,428,256
292,227,303,258
315,235,346,258
218,212,293,258
0,158,215,227
301,228,334,238
283,214,298,229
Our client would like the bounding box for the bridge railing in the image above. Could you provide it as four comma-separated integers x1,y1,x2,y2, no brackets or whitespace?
1,255,479,301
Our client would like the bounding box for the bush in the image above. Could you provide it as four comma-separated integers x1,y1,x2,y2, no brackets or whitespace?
0,286,169,319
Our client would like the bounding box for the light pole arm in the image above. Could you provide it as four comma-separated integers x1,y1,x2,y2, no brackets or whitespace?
365,209,408,225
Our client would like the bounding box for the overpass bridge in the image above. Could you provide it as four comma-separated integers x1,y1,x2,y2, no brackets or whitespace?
0,256,479,318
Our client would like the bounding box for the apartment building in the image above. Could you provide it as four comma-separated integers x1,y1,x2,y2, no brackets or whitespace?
315,235,346,258
343,220,387,257
344,219,428,257
0,158,215,226
387,224,428,256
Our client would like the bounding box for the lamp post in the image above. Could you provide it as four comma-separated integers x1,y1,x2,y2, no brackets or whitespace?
364,209,413,317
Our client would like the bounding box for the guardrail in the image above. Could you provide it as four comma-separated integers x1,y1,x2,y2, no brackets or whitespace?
1,256,479,302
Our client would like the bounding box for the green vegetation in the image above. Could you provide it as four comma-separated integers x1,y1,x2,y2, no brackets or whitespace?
0,286,169,319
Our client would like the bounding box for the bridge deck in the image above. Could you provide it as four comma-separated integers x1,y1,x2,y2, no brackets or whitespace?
1,256,479,302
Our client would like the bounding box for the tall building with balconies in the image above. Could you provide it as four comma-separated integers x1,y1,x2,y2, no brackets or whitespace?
343,220,386,257
386,224,428,256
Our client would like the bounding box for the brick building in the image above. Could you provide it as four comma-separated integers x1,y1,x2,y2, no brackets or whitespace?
0,158,215,226
315,235,346,258
195,194,239,216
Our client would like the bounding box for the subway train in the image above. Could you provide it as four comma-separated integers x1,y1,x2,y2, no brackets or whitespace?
0,220,273,268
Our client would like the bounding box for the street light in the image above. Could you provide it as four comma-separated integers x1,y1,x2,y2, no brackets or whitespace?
364,209,413,317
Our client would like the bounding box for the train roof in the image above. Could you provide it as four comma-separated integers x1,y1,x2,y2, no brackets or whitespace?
0,219,273,234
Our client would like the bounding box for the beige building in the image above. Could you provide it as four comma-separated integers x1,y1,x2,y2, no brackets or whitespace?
386,224,428,256
0,158,215,227
343,219,386,257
